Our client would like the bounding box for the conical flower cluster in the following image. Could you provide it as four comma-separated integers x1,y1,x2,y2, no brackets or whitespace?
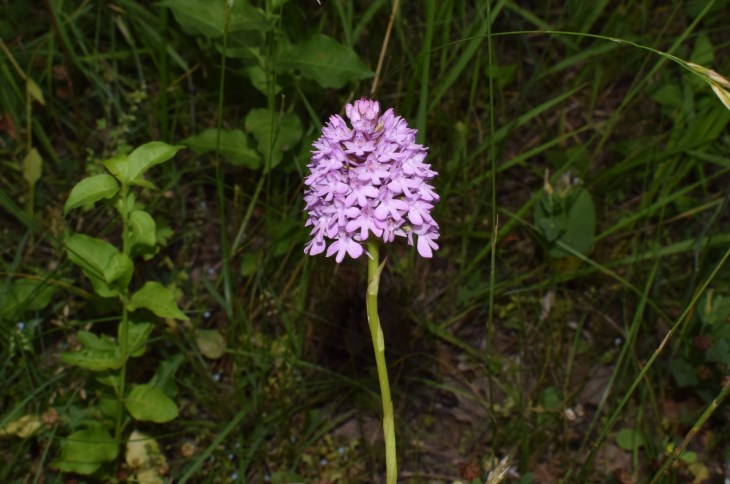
303,99,440,262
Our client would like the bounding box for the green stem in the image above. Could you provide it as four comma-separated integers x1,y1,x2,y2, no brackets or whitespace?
115,304,129,443
115,186,132,443
366,241,397,484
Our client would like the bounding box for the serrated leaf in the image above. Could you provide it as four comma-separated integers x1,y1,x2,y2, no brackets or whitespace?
127,282,188,320
64,174,119,214
277,34,373,88
129,210,157,251
195,329,226,359
120,322,154,358
245,109,302,172
65,232,133,297
161,0,271,38
22,147,42,186
125,384,179,423
52,426,118,475
26,78,45,105
181,128,260,169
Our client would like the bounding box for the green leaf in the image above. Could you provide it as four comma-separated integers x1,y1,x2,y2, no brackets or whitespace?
22,147,42,187
125,384,179,423
52,426,118,475
62,332,120,371
245,109,302,172
669,358,698,388
615,428,645,451
64,174,119,215
161,0,271,38
0,278,56,320
120,322,154,358
195,329,226,359
245,65,281,96
707,339,730,366
102,142,183,185
60,348,122,371
26,78,45,105
535,186,596,258
127,282,188,320
129,210,157,251
277,34,373,88
150,354,184,398
181,128,261,169
65,232,133,298
76,330,115,351
690,32,714,66
698,293,730,326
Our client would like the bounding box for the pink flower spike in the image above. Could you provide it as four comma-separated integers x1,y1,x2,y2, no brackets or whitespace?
303,98,440,261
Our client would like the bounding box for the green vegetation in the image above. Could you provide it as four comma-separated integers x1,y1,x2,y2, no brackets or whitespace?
2,1,730,482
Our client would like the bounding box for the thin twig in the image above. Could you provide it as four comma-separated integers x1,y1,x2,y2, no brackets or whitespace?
370,0,400,96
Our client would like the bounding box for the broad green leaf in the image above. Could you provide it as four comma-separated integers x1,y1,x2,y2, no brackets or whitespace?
277,34,373,89
0,278,56,320
245,109,302,171
690,32,714,66
181,128,260,169
119,322,154,358
239,252,257,276
125,384,179,423
150,354,184,398
246,65,282,96
65,232,133,297
161,0,271,38
100,154,129,184
669,358,698,388
64,174,119,214
52,426,118,475
102,142,183,185
127,282,188,320
615,428,645,451
698,293,730,326
126,142,184,183
195,329,226,359
129,210,157,251
707,339,730,366
76,330,115,351
61,348,122,371
535,186,596,258
96,373,120,390
22,147,42,187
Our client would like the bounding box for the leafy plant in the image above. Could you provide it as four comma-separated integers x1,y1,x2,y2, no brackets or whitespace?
55,142,188,476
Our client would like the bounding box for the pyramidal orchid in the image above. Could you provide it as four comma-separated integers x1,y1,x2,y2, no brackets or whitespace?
303,99,440,484
303,98,440,262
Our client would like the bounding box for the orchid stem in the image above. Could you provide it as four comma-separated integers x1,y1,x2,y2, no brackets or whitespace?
366,241,397,484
